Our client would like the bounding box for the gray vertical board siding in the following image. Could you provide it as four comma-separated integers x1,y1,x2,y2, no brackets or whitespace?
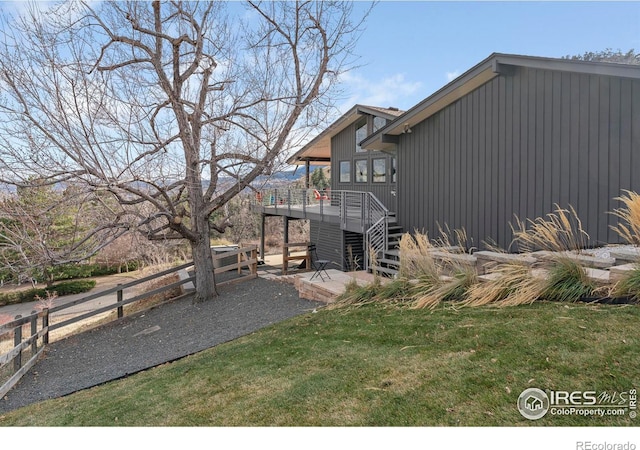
498,75,508,247
331,120,397,212
396,66,640,250
608,77,621,243
598,76,610,244
310,220,344,270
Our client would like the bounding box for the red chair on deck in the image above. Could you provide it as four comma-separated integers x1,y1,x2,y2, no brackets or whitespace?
313,189,329,201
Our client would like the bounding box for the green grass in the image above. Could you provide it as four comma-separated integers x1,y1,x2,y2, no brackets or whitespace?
0,302,638,426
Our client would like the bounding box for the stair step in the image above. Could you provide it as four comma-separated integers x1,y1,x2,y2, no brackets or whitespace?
388,233,404,240
387,225,403,233
371,265,399,276
377,258,400,267
385,249,400,257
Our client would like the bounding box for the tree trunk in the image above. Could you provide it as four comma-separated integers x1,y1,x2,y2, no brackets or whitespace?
191,214,217,304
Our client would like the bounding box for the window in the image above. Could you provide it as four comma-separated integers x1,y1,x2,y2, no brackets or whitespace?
339,161,351,183
355,159,367,183
373,116,387,132
355,119,367,152
391,157,397,183
372,158,386,183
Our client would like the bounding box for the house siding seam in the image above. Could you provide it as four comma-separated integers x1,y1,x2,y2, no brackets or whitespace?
396,65,640,250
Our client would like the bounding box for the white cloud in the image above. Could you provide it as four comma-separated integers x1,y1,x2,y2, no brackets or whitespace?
338,72,423,113
446,70,461,82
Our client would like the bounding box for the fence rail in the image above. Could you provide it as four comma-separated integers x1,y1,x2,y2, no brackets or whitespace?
0,245,258,399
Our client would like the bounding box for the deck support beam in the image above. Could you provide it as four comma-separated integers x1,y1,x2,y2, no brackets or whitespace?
283,216,289,245
260,214,266,262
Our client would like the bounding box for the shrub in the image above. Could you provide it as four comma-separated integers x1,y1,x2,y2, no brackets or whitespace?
48,261,139,281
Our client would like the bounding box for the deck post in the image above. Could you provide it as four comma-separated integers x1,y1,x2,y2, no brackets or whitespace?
251,248,258,274
117,285,123,319
283,216,289,246
260,214,265,262
42,308,49,345
13,315,22,373
305,160,310,189
30,311,37,355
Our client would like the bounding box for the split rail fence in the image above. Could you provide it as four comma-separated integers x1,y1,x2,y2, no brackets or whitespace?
0,245,258,399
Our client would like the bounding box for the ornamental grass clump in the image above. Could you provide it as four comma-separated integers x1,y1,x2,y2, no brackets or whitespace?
412,268,477,309
465,204,595,307
607,191,640,301
398,232,439,283
333,278,381,307
611,266,640,301
610,190,640,246
541,257,597,302
401,228,478,309
462,262,547,307
510,204,589,254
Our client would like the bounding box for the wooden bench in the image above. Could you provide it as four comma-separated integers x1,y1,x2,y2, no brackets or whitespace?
282,242,311,275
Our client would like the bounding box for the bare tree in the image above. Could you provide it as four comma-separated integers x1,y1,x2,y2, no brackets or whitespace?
0,182,128,285
0,1,369,302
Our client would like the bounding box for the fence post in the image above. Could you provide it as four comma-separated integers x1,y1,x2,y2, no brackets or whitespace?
30,310,37,355
251,247,258,275
117,284,123,319
43,308,49,345
13,315,22,373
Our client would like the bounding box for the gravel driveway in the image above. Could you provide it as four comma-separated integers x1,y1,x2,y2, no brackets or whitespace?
0,276,322,414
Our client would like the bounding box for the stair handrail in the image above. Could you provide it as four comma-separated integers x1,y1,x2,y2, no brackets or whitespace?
365,215,387,271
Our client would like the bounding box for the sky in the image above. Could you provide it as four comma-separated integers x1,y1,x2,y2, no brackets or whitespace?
340,1,640,112
2,0,638,114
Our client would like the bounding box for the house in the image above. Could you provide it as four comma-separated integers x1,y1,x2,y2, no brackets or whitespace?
253,53,640,275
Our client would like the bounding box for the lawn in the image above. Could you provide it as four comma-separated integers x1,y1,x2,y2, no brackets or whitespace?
0,301,638,426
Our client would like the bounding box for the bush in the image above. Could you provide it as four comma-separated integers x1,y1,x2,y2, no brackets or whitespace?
47,261,139,281
0,280,96,307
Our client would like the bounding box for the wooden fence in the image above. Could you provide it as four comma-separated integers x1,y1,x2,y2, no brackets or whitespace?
0,245,258,399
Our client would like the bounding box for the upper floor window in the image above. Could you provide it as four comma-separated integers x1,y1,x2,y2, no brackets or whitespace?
355,159,367,183
372,158,386,183
339,161,351,183
391,157,397,183
373,116,387,133
355,119,367,152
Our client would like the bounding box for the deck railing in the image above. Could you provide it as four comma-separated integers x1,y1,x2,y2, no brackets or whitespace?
254,188,388,231
254,188,389,270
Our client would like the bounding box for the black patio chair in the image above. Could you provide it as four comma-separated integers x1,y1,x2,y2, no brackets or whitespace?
308,244,331,282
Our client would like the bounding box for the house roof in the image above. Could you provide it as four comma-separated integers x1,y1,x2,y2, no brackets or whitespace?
361,52,640,152
286,104,404,165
